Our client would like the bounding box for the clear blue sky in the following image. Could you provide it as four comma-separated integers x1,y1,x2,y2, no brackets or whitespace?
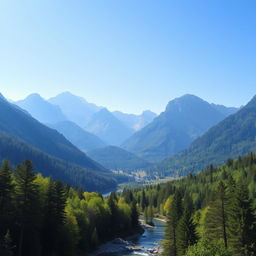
0,0,255,114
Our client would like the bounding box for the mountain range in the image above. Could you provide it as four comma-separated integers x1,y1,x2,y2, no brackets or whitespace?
122,94,237,162
16,92,157,146
13,91,253,184
0,94,116,191
16,93,67,124
156,95,256,176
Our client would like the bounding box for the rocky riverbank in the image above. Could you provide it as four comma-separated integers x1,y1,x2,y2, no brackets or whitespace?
89,219,165,256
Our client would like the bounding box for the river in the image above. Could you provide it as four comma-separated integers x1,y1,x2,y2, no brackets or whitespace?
117,218,166,256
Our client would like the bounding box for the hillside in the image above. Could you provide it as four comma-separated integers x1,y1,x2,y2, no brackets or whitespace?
0,131,116,191
49,120,106,152
157,95,256,176
87,146,151,171
123,95,227,162
128,152,256,255
86,108,134,145
15,93,67,124
0,95,104,171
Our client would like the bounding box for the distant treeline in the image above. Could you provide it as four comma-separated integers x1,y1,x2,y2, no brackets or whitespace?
0,160,139,256
123,152,256,255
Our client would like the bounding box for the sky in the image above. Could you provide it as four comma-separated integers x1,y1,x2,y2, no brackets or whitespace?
0,0,255,114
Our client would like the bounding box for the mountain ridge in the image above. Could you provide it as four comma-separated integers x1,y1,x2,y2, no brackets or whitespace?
122,94,229,162
156,95,256,176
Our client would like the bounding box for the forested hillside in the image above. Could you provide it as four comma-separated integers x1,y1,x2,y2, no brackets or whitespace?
123,95,229,162
157,95,256,177
0,160,140,256
0,131,116,192
0,95,105,171
124,153,256,255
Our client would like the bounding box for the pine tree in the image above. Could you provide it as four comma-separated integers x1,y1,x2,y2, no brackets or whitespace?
228,180,256,256
0,161,14,237
42,179,67,256
205,181,229,248
14,160,40,256
163,191,183,256
131,202,139,227
176,197,198,256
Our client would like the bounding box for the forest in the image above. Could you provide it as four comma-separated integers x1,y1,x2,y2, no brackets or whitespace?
123,152,256,255
0,160,139,256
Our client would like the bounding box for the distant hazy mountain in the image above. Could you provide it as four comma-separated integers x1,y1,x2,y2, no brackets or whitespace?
15,93,67,124
211,103,238,116
49,120,106,152
0,94,117,191
85,108,134,146
157,95,256,176
48,92,102,127
112,110,157,131
123,94,229,162
87,146,151,171
0,94,104,171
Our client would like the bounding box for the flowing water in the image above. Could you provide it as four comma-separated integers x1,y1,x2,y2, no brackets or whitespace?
118,219,166,256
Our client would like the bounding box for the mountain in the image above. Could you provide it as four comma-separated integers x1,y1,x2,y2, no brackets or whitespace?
0,94,105,171
157,95,256,176
15,93,67,124
122,94,228,162
49,120,106,152
48,92,102,127
0,130,116,192
87,146,151,171
211,103,238,116
112,110,157,131
85,108,134,145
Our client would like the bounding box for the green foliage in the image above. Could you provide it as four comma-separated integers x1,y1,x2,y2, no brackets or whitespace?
129,153,256,256
185,237,232,256
0,160,140,256
164,191,183,256
0,97,118,192
205,181,229,248
177,209,198,256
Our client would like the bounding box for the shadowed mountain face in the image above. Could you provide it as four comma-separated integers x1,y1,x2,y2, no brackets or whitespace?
87,146,151,171
122,94,229,162
0,94,119,191
49,120,106,152
112,110,157,131
157,95,256,176
85,108,134,146
0,130,116,192
48,92,102,127
15,93,67,124
211,103,238,116
0,95,105,171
